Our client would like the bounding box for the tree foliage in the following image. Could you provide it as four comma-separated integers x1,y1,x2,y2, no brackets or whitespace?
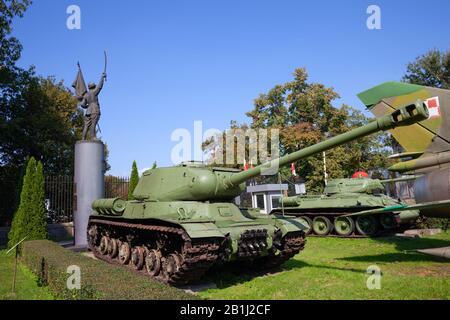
403,49,450,89
204,68,391,192
0,0,32,69
128,160,139,200
1,74,84,173
1,0,87,175
8,157,47,248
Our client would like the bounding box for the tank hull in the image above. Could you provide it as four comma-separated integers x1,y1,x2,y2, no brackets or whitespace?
275,193,419,237
87,201,308,285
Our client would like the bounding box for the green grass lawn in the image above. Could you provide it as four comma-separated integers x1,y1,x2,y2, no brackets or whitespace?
0,250,53,300
0,233,449,300
199,232,450,300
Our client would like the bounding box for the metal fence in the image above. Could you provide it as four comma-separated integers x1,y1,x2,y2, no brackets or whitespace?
45,176,74,223
105,176,130,199
44,175,130,223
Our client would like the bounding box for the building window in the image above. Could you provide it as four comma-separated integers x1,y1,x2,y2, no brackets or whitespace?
254,193,267,213
255,194,265,210
270,194,281,209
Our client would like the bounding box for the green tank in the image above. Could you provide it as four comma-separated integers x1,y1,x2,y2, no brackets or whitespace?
275,176,420,237
87,100,428,285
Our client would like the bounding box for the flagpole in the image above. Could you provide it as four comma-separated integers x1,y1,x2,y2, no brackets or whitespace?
278,172,285,217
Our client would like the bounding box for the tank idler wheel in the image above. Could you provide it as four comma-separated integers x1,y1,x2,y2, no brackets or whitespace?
300,216,313,235
131,246,146,270
118,242,131,265
356,215,379,236
99,236,109,255
334,216,355,237
312,216,333,236
145,249,162,276
107,238,119,258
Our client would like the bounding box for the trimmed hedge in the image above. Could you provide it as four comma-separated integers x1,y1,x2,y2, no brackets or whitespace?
21,240,196,300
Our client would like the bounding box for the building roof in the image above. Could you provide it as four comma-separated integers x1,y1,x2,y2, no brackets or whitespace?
247,184,288,193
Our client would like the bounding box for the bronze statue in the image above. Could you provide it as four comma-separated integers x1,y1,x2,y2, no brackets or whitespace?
72,52,107,141
78,74,106,140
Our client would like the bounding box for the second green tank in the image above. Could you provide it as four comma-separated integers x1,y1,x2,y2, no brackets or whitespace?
274,176,420,237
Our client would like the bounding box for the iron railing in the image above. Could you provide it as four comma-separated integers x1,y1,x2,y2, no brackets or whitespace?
45,176,74,223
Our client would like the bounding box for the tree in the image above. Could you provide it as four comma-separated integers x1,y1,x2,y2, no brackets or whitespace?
0,1,113,226
1,1,85,174
1,75,84,174
128,160,139,200
30,161,47,239
204,68,391,192
403,49,450,89
8,157,47,248
0,0,32,70
152,161,157,169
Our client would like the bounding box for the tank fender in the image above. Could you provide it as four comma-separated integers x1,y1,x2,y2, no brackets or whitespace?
275,217,309,236
180,222,225,239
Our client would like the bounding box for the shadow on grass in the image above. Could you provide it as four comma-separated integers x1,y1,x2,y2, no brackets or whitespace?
335,234,450,264
200,234,450,290
339,251,449,264
203,259,367,289
372,235,450,252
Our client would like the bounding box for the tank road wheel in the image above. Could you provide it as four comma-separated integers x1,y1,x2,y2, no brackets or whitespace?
118,242,131,265
162,254,182,280
99,236,109,255
312,216,333,236
131,246,145,270
145,249,162,276
107,238,119,258
300,216,313,235
379,214,397,229
334,217,355,237
356,216,379,236
87,225,98,248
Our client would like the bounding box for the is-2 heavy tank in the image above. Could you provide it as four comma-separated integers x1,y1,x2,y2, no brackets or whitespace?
87,100,428,285
275,176,420,237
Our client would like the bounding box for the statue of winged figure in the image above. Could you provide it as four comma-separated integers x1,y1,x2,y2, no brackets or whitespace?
72,52,107,141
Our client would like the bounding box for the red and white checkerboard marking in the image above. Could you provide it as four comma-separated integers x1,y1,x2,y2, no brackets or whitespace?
425,96,441,119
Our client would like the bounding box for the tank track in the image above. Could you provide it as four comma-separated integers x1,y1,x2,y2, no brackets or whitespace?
88,218,307,285
278,212,406,238
253,231,306,269
88,218,219,286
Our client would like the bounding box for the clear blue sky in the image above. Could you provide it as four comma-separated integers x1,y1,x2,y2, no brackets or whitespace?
12,0,450,175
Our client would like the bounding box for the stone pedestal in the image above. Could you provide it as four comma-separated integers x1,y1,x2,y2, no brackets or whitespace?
74,140,105,247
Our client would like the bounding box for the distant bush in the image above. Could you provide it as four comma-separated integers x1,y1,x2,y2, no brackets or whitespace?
21,240,196,300
128,160,139,200
416,217,449,231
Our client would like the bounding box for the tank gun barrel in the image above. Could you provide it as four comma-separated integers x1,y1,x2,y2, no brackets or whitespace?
226,100,428,188
380,175,422,184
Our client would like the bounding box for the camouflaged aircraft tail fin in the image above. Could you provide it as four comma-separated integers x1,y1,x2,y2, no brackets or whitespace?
358,82,450,154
